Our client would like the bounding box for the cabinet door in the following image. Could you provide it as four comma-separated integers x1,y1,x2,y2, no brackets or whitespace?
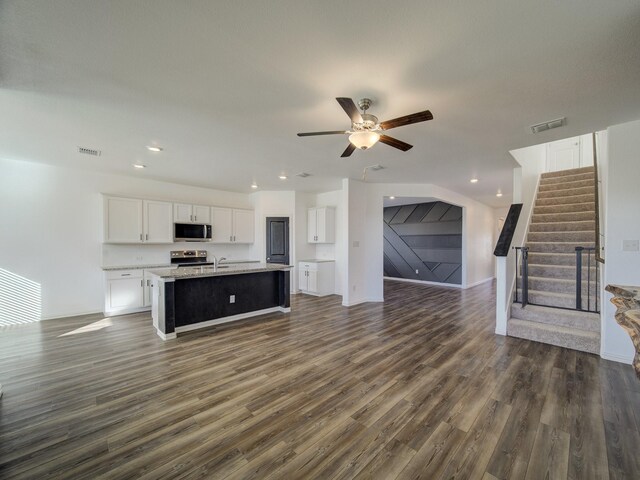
307,208,317,243
107,277,144,311
143,271,153,307
193,205,211,224
143,200,173,243
173,203,193,223
298,269,308,291
233,209,255,243
315,208,327,242
104,197,143,243
211,207,233,243
307,270,318,293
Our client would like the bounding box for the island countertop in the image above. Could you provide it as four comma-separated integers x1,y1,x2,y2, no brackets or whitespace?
147,263,293,280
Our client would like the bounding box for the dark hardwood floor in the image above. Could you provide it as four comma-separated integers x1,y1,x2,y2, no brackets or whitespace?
1,280,639,479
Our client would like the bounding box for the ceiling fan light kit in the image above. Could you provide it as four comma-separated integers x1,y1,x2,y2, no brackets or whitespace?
297,97,433,157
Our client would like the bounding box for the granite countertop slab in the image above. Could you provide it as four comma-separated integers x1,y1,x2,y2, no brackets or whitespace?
298,259,336,263
102,260,261,271
146,263,293,280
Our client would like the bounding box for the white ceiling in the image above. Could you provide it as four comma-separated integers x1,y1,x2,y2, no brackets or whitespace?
1,1,639,208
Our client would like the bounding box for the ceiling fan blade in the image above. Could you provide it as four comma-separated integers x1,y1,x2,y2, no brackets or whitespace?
340,143,356,157
379,134,413,152
336,97,363,124
297,130,347,137
380,110,433,130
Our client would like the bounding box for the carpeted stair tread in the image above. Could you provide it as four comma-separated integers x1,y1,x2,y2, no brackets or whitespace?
536,186,595,199
539,172,595,186
507,318,600,354
510,304,600,332
526,264,598,279
538,178,595,192
533,203,595,214
528,253,578,265
531,211,595,223
529,220,595,232
527,241,595,253
540,166,595,178
528,230,596,243
519,276,599,295
535,193,595,206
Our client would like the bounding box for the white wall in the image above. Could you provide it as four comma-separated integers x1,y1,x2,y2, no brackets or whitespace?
0,158,253,320
601,119,640,363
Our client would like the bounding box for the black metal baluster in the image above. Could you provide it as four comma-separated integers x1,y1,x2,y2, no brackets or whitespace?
522,247,529,308
575,246,583,310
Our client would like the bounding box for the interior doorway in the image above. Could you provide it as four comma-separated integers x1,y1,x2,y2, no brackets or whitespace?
265,217,290,264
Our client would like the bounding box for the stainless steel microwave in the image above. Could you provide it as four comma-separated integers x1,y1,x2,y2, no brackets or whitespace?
174,223,212,242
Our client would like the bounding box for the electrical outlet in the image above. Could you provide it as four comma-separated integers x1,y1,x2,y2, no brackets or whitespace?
622,239,639,252
415,269,419,275
136,256,143,261
353,241,360,248
352,285,356,292
229,295,235,304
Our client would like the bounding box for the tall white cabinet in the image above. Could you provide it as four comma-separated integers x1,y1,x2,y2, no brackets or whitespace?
308,207,335,243
298,261,335,296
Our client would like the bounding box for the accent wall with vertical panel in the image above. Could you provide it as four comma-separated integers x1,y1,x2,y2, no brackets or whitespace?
383,201,462,284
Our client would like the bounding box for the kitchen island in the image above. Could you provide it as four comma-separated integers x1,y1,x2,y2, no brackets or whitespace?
147,263,292,340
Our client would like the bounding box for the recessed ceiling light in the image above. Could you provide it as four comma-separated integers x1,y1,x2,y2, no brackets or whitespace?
470,178,479,183
146,146,163,152
496,192,503,197
279,175,288,180
389,196,395,199
132,164,146,169
251,183,258,189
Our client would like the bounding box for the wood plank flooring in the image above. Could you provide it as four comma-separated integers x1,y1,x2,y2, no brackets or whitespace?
0,280,638,479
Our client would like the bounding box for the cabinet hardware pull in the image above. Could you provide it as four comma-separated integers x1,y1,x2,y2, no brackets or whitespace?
141,279,144,287
145,234,148,241
140,233,143,241
122,273,131,276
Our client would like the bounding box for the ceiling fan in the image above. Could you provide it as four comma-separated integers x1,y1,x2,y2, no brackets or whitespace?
297,97,433,157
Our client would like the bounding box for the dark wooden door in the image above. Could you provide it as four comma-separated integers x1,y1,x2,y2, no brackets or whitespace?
266,217,289,264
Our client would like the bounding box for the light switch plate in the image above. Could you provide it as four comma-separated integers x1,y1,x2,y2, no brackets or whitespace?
229,295,236,303
622,239,639,252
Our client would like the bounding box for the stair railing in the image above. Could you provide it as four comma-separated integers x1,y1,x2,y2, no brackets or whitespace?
514,246,529,308
575,246,600,313
592,132,605,264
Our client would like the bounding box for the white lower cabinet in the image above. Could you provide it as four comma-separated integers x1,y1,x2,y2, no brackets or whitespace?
298,261,335,296
104,269,153,316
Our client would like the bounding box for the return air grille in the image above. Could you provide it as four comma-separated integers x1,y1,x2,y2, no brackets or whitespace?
78,146,101,156
530,117,565,134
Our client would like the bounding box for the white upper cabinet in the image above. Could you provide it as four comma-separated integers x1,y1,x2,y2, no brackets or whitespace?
211,207,234,243
211,207,254,243
192,205,211,224
104,197,143,243
174,203,212,223
233,209,254,243
308,207,335,243
143,200,173,243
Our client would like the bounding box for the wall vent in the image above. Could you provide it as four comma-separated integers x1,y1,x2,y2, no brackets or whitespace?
530,117,565,134
78,146,101,156
295,172,311,178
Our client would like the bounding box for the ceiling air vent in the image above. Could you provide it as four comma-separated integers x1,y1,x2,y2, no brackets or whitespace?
295,172,311,178
530,117,565,134
78,146,101,156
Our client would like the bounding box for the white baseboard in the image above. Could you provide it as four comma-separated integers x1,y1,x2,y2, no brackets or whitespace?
342,297,382,307
103,306,151,318
41,310,104,321
465,277,495,288
173,306,289,335
384,276,463,289
156,330,176,340
600,350,634,364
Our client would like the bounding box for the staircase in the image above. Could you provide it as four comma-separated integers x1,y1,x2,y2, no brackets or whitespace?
508,166,601,354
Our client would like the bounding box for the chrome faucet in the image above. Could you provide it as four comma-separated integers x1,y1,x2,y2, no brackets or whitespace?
212,256,227,268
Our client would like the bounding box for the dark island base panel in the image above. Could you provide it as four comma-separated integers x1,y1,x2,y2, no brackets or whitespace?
163,271,290,335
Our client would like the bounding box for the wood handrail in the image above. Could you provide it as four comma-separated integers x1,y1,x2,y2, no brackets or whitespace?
593,132,604,264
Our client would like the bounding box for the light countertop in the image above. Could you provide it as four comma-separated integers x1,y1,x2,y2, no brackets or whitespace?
146,263,293,280
298,259,335,263
102,260,260,271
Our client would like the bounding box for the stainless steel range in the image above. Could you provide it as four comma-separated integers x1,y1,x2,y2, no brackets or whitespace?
170,250,213,267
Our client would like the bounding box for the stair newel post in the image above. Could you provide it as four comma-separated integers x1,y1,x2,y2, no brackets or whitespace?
521,247,529,308
575,246,583,310
514,246,519,303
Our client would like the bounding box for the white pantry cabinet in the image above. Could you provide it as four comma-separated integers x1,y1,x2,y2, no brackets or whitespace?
298,261,335,296
104,196,173,244
173,203,211,224
308,207,335,243
211,207,254,243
